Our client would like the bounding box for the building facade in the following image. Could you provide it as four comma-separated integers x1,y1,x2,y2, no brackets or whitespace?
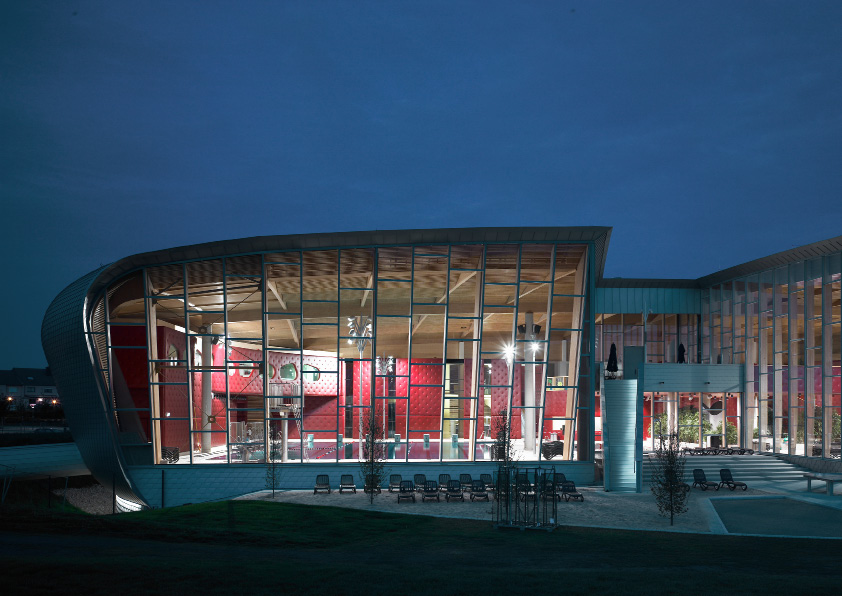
0,367,59,411
41,228,842,509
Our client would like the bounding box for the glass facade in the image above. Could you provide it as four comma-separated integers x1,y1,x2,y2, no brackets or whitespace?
595,312,700,373
703,253,842,458
92,242,594,466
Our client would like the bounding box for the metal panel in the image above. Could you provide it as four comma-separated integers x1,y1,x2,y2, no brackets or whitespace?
640,363,744,393
595,287,702,314
41,269,147,508
602,379,640,492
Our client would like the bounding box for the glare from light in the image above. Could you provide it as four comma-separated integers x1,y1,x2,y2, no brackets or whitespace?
531,342,540,353
502,345,516,360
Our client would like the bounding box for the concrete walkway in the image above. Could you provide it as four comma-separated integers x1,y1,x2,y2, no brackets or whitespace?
238,477,842,538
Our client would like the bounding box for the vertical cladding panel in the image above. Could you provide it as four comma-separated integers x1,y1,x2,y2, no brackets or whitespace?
42,268,147,507
602,379,639,492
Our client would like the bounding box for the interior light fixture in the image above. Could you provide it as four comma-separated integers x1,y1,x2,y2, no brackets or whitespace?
503,344,516,361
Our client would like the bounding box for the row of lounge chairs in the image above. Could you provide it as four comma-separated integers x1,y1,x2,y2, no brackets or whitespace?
313,472,585,502
683,446,755,456
691,468,748,491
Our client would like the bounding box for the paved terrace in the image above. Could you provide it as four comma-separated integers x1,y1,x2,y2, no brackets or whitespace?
237,476,842,538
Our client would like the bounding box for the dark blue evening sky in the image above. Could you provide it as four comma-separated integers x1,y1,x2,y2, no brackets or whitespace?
2,1,841,366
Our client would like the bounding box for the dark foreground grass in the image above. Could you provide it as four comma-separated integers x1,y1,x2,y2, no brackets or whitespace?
3,500,842,595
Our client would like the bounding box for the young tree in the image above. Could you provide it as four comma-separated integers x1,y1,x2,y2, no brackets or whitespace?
492,408,514,467
265,427,283,498
650,432,689,526
359,407,387,504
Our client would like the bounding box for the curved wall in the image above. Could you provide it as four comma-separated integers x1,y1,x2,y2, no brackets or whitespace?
41,268,147,509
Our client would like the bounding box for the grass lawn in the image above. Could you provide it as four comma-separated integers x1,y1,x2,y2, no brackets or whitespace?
2,498,842,594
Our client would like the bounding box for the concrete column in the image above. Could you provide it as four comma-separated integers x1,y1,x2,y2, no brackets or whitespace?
201,331,213,454
281,411,288,463
523,312,536,453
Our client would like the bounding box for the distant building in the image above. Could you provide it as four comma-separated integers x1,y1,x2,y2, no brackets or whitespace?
0,367,59,411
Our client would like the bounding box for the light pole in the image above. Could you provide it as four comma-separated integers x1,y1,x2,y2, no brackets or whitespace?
347,316,372,460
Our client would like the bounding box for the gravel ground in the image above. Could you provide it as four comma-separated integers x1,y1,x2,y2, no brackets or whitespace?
53,484,114,515
238,485,771,533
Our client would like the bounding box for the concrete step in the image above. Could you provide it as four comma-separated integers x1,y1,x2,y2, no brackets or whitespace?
642,454,809,483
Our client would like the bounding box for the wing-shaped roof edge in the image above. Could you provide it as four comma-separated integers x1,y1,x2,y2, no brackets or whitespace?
81,226,613,299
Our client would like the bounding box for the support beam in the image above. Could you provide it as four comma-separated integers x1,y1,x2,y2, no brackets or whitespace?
412,271,477,335
563,250,587,461
286,319,299,346
360,274,374,307
266,281,287,310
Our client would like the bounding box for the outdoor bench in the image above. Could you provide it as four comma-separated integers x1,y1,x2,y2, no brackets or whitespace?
803,473,842,495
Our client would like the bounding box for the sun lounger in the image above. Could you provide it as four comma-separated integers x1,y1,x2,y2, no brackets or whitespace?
691,469,719,491
561,480,583,502
438,474,451,493
422,480,440,502
718,468,747,491
470,479,489,501
460,473,473,492
414,474,427,493
445,479,464,502
397,480,416,502
389,474,402,493
314,474,331,494
339,474,356,493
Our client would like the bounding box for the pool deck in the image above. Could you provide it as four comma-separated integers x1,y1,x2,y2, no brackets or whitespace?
238,477,842,539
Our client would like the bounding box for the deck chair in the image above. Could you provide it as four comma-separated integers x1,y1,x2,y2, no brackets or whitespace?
718,468,747,491
422,480,440,502
389,474,402,493
414,474,427,493
460,473,473,492
438,474,451,493
161,446,180,463
339,474,356,494
397,480,416,502
550,474,569,501
470,479,489,501
480,473,494,492
561,480,584,502
445,479,464,502
314,474,331,494
364,474,381,494
691,469,719,491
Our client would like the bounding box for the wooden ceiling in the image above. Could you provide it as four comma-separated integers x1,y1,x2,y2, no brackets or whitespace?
110,245,588,359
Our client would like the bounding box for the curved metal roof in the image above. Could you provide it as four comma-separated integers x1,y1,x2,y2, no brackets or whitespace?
84,226,613,298
697,234,842,287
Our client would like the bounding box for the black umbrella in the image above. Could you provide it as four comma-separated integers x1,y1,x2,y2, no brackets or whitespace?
606,343,619,378
677,343,686,364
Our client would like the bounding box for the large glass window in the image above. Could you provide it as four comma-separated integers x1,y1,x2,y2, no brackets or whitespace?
95,241,593,466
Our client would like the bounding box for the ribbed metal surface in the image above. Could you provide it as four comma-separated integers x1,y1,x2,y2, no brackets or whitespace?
640,363,743,393
602,380,640,492
595,286,702,314
41,269,146,508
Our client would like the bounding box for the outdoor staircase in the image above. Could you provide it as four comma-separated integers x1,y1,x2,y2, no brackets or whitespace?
641,453,809,484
